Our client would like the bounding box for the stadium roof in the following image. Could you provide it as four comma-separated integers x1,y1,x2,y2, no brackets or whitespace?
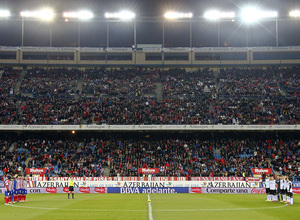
1,0,300,47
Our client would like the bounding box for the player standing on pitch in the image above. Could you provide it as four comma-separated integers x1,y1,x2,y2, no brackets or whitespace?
23,176,28,202
282,175,287,203
269,176,277,202
68,176,75,199
279,176,284,202
265,175,271,201
286,177,293,205
9,176,14,204
276,176,281,202
3,174,10,205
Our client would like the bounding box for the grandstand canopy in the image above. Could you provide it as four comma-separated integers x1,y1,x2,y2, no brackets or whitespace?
1,0,300,47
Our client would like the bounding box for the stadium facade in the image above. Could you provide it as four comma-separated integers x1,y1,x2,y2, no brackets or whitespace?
1,46,300,68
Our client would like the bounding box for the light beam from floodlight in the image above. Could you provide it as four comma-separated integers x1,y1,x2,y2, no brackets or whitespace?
164,12,193,19
20,9,54,21
0,10,10,18
105,11,135,20
241,8,277,23
204,10,235,20
289,10,300,17
63,11,94,20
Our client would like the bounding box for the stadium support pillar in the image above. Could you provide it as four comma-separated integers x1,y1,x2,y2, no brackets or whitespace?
162,21,165,48
217,21,220,47
78,21,81,48
21,17,24,47
275,16,278,47
106,22,109,48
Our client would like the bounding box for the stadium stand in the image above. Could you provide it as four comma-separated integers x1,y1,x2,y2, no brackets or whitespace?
0,66,299,180
0,132,299,179
0,67,298,125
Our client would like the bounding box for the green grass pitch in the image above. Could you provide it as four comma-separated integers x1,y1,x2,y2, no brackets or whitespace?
1,194,299,220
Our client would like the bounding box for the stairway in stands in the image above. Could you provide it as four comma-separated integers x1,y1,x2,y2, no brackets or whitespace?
156,82,163,101
103,166,110,177
214,148,222,159
0,69,4,79
75,76,83,100
14,70,26,93
8,142,16,153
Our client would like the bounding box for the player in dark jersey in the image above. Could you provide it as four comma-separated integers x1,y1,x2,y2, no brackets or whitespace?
276,176,281,201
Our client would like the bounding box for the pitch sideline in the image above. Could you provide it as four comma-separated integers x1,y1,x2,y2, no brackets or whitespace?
9,203,288,212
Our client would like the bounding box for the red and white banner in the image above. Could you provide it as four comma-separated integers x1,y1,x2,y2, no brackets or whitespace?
94,187,106,193
63,187,69,193
26,168,47,175
46,187,57,193
251,168,273,175
138,168,159,174
27,176,188,181
250,188,266,194
190,187,202,193
190,177,244,181
0,187,268,194
246,177,262,182
293,188,300,194
79,187,90,193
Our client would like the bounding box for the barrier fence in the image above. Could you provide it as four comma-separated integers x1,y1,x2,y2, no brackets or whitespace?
1,180,299,194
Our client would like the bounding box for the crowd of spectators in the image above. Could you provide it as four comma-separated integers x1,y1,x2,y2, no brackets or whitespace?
0,133,299,179
82,68,158,98
0,67,20,95
161,68,216,99
278,67,300,97
19,68,80,98
219,68,281,98
12,96,211,125
0,67,299,125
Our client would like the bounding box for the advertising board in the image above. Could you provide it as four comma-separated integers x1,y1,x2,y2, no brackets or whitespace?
107,187,189,194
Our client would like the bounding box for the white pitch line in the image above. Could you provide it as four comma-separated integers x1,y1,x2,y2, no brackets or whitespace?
9,203,288,213
154,204,288,212
9,204,147,212
148,194,154,220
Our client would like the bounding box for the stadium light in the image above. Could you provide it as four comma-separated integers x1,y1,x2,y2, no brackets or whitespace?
63,11,94,20
204,10,235,20
105,11,135,20
289,10,300,17
241,8,277,23
164,12,193,19
203,11,235,47
20,9,54,21
0,10,10,18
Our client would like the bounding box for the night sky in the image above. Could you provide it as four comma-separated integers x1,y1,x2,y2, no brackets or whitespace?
1,0,300,47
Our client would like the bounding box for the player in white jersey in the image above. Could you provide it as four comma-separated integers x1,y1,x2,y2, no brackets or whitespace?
279,176,284,202
282,176,288,203
286,177,293,205
265,176,271,201
269,176,277,202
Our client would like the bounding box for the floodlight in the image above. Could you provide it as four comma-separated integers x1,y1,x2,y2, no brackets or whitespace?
242,8,277,23
289,10,300,17
105,11,135,20
204,10,235,20
63,11,93,20
164,12,193,19
0,10,10,18
20,9,54,21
